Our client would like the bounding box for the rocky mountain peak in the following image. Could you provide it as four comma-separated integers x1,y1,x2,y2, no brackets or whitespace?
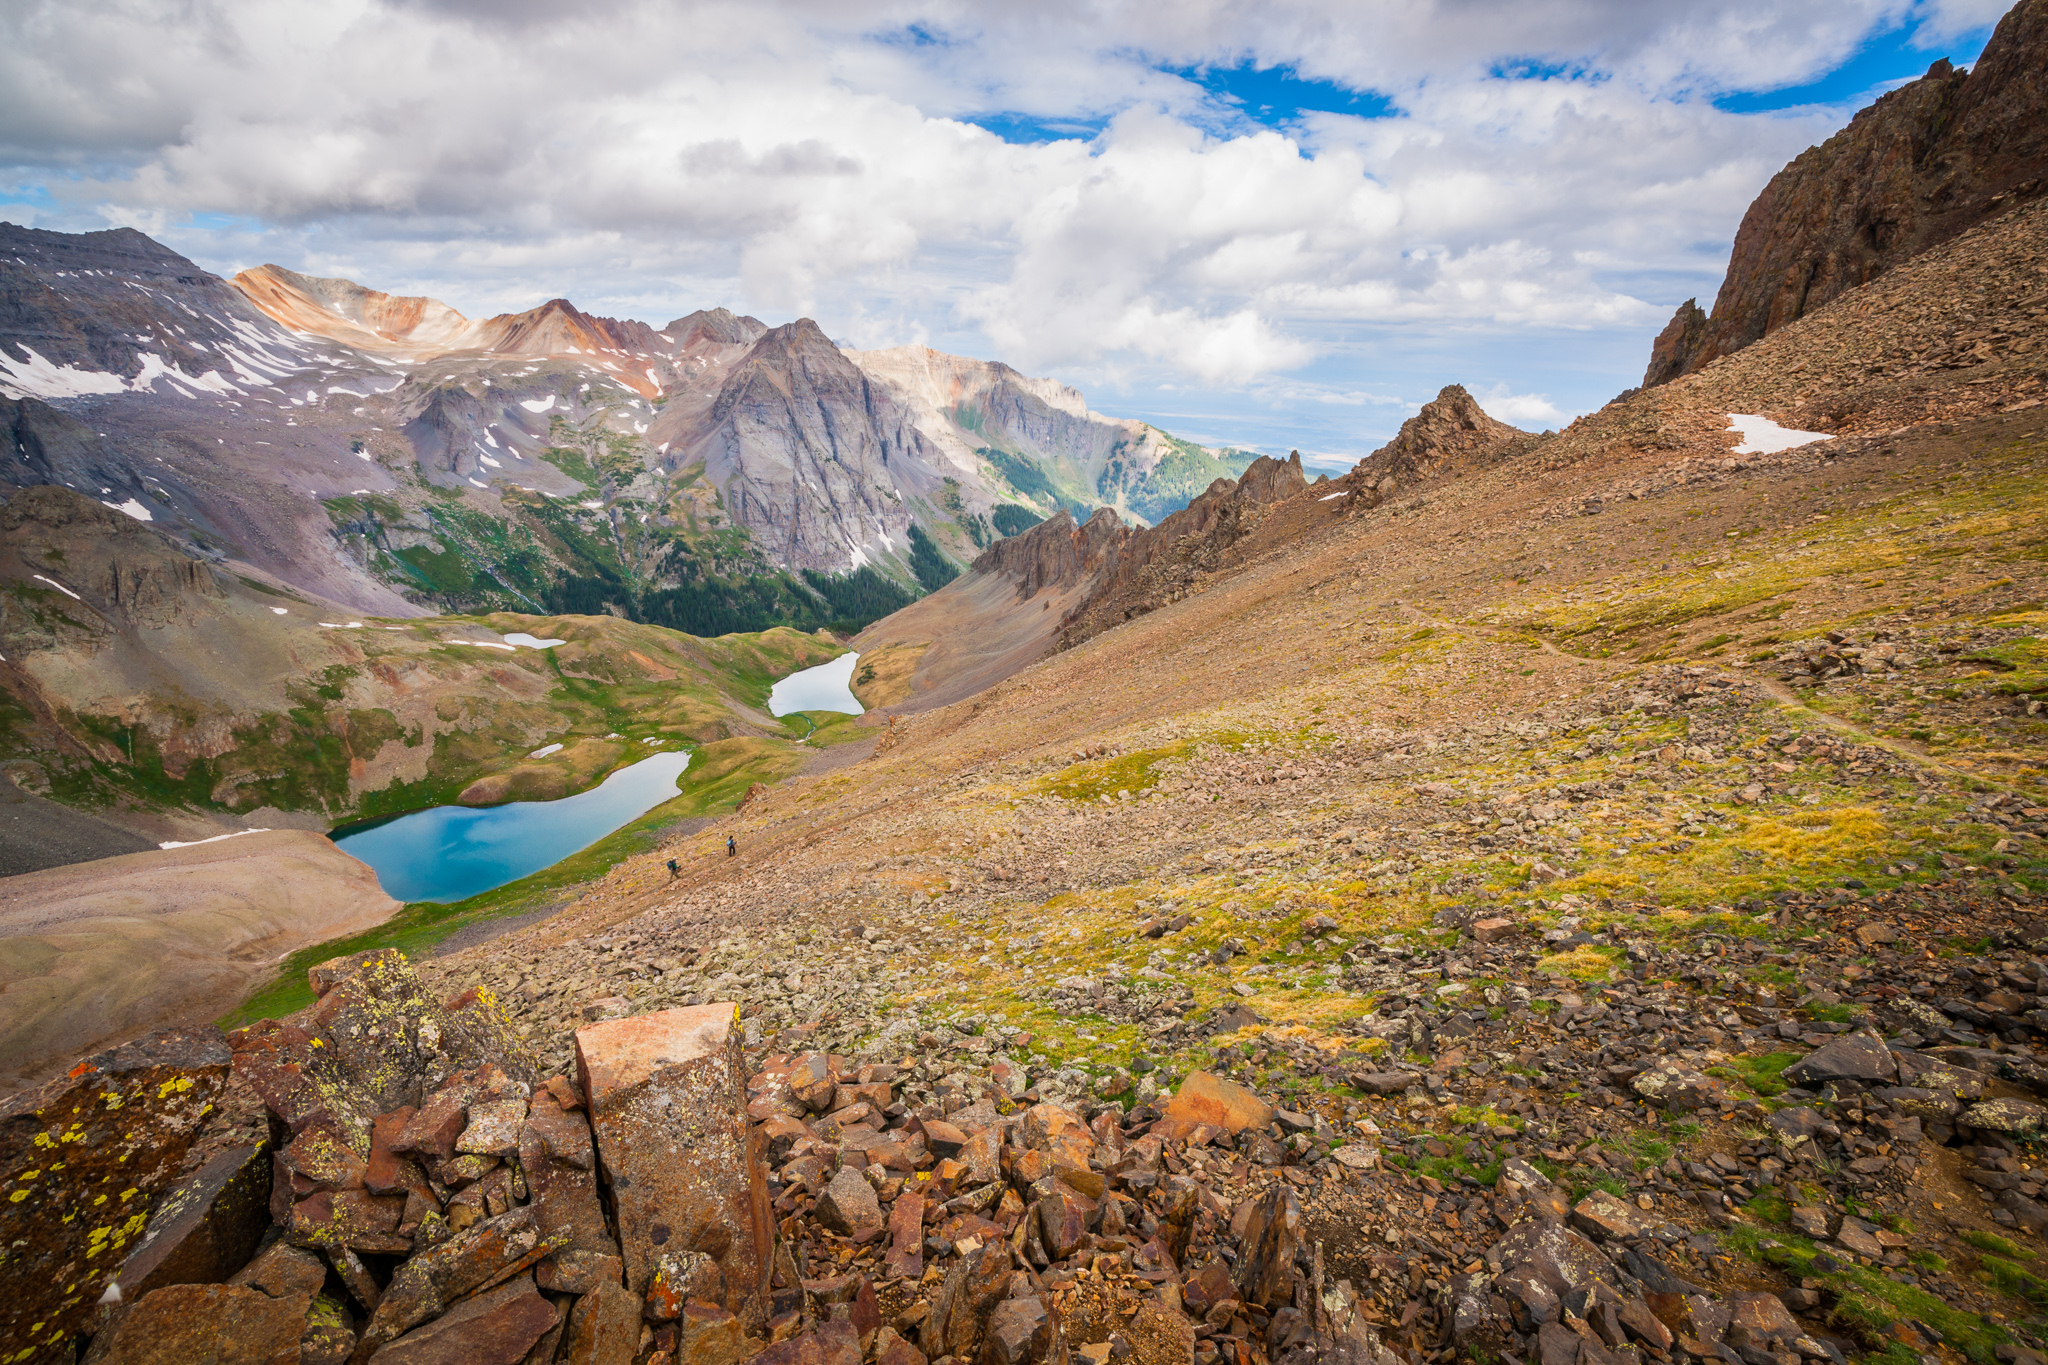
1645,0,2048,383
232,264,472,351
1349,384,1532,507
664,308,768,348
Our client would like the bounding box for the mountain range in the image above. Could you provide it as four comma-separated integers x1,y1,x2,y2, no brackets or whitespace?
5,5,2048,1359
1,234,1253,636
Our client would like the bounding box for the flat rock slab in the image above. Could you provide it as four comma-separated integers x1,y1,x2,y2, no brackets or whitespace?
1964,1097,2048,1135
1784,1034,1896,1087
576,1004,771,1327
0,1027,229,1364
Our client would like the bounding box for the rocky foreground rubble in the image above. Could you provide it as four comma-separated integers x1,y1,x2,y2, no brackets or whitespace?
15,890,2048,1365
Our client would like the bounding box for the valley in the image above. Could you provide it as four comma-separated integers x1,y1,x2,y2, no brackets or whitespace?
5,7,2048,1364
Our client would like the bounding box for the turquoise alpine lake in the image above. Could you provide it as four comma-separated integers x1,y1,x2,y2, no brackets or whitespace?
332,750,691,903
768,652,864,717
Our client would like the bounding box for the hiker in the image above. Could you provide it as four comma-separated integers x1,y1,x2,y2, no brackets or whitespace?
665,858,680,881
726,835,737,858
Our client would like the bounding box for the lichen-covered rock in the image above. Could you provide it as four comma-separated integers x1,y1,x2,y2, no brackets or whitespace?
366,1273,556,1365
115,1140,273,1299
1629,1059,1725,1110
575,1003,772,1329
0,1028,229,1364
1784,1034,1897,1087
1963,1097,2048,1135
301,1294,358,1365
92,1282,303,1365
228,949,533,1159
351,1205,565,1358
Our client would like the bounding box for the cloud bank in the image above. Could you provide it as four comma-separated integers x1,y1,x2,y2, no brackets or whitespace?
0,0,2004,449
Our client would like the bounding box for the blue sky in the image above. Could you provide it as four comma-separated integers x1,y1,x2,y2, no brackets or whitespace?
0,0,2013,466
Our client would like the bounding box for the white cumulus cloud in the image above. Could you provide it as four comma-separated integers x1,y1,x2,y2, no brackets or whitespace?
0,0,2005,431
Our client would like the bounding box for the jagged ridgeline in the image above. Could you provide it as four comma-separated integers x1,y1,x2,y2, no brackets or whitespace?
0,234,1256,634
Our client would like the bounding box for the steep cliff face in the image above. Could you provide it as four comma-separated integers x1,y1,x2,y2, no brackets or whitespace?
1345,385,1535,507
690,320,912,571
1646,0,2048,383
1642,300,1709,388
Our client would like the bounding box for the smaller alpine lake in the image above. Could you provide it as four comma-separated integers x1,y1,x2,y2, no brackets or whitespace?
333,751,690,903
768,651,865,717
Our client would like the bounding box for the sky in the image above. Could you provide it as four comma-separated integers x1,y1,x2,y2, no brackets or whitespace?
0,0,2009,469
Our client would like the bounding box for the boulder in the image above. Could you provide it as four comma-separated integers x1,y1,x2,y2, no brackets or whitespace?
816,1167,884,1239
756,1319,862,1365
922,1241,1011,1362
980,1297,1069,1365
91,1282,303,1365
0,1027,230,1363
678,1302,754,1365
1783,1034,1896,1088
576,1004,772,1328
1493,1222,1616,1299
303,1295,359,1365
1629,1060,1724,1111
1234,1185,1302,1309
368,1274,556,1365
1157,1071,1276,1138
232,1241,330,1304
1570,1191,1645,1243
1964,1097,2048,1136
563,1277,642,1365
351,1206,564,1358
116,1141,273,1299
519,1090,616,1259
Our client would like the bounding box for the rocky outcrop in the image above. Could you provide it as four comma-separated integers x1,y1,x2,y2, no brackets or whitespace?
1646,0,2048,383
668,308,769,348
970,507,1129,603
1,484,223,630
1641,299,1708,388
1345,386,1535,508
9,950,762,1364
575,1005,771,1329
1,1028,232,1363
1054,453,1311,649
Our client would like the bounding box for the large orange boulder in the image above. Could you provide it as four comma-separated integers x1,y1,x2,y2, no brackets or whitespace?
575,1005,772,1330
1155,1071,1275,1141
